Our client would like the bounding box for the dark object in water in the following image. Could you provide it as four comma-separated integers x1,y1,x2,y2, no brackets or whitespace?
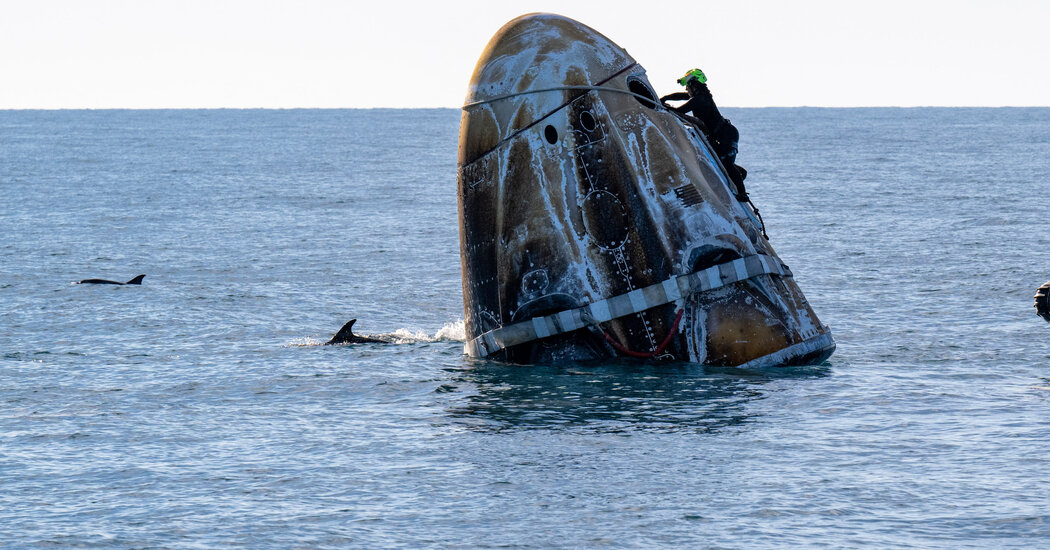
325,319,386,345
76,274,146,285
456,13,834,366
1036,282,1050,323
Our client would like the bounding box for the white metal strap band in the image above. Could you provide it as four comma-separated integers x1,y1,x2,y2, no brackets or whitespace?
464,253,792,358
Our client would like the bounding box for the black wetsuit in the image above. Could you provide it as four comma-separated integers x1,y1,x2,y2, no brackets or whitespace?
661,83,746,198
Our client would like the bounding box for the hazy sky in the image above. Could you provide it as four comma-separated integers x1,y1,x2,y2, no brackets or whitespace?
2,0,1048,108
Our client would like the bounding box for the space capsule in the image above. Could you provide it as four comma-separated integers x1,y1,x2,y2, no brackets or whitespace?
457,13,835,367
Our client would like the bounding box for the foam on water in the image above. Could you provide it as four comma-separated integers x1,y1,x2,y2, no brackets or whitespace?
386,319,467,343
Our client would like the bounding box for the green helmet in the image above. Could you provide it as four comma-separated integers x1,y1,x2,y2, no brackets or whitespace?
677,68,707,86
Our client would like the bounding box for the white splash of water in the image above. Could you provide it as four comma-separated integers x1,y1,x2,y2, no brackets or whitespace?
382,319,466,344
288,337,326,347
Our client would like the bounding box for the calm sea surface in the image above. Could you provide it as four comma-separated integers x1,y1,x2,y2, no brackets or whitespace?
2,108,1049,548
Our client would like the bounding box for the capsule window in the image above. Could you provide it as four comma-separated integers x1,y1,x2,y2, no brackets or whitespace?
628,78,658,109
579,111,597,132
544,125,558,144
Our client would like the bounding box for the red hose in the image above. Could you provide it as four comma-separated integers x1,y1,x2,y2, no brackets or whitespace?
603,308,685,359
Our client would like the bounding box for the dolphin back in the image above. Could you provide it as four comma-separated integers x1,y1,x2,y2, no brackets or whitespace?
76,274,146,285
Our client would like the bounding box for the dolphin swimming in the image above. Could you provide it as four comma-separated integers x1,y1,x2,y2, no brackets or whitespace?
325,319,386,345
457,13,834,366
76,274,146,285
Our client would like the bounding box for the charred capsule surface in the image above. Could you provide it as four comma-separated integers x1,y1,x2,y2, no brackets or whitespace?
458,13,834,366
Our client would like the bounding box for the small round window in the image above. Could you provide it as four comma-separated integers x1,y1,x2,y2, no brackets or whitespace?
544,125,558,144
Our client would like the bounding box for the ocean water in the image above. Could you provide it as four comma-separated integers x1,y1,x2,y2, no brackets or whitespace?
2,108,1049,548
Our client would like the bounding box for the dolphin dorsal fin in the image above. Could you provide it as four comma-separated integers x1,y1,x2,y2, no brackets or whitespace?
326,319,358,345
126,274,146,285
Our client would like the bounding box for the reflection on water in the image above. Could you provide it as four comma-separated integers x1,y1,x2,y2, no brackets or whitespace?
446,359,831,433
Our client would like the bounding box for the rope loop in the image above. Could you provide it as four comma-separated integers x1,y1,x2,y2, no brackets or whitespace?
602,308,685,359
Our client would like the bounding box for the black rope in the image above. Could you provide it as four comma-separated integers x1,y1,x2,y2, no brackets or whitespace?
462,85,659,109
746,197,769,240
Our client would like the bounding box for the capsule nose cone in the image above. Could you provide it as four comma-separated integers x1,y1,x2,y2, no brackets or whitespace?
465,13,635,105
460,13,636,167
